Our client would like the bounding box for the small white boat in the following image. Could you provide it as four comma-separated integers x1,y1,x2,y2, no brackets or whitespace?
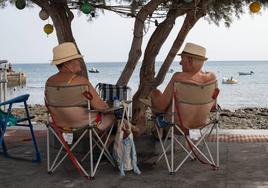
88,67,99,73
222,77,238,84
238,71,254,76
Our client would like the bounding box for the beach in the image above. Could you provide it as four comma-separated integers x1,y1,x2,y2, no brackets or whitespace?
11,105,268,130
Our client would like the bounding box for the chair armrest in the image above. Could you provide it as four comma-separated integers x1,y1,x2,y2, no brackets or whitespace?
211,104,222,112
0,94,30,106
140,98,172,114
88,106,123,114
139,98,152,107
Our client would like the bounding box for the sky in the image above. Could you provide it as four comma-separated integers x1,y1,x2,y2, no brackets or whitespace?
0,4,267,64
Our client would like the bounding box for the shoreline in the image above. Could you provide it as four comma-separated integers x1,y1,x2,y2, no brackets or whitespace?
11,105,268,130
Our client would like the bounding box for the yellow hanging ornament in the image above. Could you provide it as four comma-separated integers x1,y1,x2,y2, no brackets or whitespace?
249,2,261,13
43,24,54,35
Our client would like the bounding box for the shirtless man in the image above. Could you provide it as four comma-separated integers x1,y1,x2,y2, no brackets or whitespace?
150,42,217,134
45,42,114,131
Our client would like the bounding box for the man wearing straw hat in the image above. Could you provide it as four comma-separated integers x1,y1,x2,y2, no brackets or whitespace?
45,42,115,130
150,42,217,136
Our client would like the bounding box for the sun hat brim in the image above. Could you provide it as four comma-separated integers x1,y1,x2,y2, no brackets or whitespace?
51,54,83,65
177,52,208,61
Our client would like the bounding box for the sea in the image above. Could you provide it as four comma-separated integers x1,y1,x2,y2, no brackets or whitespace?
3,61,268,110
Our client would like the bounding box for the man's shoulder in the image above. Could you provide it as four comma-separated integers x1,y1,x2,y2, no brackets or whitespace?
172,72,184,79
46,74,57,85
73,75,89,84
203,71,216,81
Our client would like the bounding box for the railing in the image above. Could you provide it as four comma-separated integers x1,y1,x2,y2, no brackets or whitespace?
0,60,8,110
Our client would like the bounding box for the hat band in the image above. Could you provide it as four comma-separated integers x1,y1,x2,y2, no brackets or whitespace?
180,51,207,61
53,53,81,61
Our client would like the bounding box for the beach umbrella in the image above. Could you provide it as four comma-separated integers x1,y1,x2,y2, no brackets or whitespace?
81,2,92,14
44,24,54,35
183,0,192,3
249,2,261,13
39,9,49,20
15,0,26,10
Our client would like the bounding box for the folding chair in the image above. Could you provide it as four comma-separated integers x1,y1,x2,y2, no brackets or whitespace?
0,94,41,162
95,83,132,119
141,80,220,174
95,83,141,176
45,84,116,179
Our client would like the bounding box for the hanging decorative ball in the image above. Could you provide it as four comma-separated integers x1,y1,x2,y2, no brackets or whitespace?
183,0,192,3
91,12,95,17
154,20,159,26
44,24,54,35
39,9,49,20
81,2,92,14
249,2,261,13
15,0,26,10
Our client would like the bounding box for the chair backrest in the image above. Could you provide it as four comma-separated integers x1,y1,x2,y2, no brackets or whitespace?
96,83,132,105
174,81,218,105
45,84,89,107
173,80,218,129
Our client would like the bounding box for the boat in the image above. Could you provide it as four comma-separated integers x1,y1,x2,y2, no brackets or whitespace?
0,60,26,87
222,77,238,84
238,71,254,75
88,67,99,73
168,68,174,73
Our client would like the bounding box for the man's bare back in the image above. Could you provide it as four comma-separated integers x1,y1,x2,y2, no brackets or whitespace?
150,43,217,130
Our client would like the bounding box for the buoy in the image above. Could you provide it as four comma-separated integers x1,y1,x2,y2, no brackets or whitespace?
44,24,54,35
39,9,49,20
15,0,26,10
249,2,261,13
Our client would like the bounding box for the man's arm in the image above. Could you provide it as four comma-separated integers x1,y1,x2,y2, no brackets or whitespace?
150,74,177,111
75,76,109,110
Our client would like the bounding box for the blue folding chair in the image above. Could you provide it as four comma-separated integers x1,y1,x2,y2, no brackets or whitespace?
0,94,41,162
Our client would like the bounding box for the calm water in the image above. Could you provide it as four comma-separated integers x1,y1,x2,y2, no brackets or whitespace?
6,61,268,110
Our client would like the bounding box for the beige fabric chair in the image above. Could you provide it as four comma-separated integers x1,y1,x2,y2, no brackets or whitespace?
141,80,220,174
45,84,115,179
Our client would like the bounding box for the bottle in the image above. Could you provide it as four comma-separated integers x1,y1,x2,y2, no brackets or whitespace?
113,96,120,108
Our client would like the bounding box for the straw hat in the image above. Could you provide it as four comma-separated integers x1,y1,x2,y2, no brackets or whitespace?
51,42,83,65
178,43,208,61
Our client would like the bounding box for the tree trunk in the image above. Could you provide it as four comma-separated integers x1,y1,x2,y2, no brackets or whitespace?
131,10,179,124
154,10,206,86
116,0,166,86
32,0,88,78
132,2,208,123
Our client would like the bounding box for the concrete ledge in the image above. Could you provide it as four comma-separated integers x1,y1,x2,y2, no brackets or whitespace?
218,129,268,135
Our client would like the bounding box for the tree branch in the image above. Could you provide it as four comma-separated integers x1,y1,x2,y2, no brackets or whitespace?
116,0,166,85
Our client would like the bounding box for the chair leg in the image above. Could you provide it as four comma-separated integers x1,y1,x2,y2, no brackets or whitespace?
28,122,41,162
91,125,114,177
24,101,41,162
48,126,90,177
1,139,8,157
0,128,8,157
154,124,171,172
